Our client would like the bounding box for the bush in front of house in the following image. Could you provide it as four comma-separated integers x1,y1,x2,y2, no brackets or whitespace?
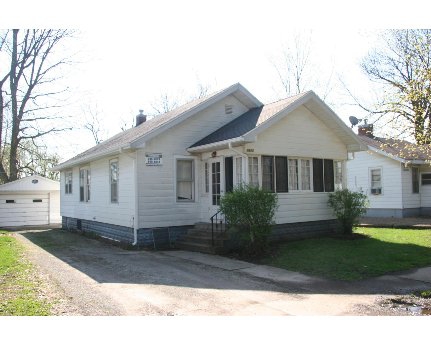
220,184,278,257
328,189,368,235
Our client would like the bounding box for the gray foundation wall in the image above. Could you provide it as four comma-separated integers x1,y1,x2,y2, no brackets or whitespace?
62,216,339,249
62,216,188,249
365,207,427,218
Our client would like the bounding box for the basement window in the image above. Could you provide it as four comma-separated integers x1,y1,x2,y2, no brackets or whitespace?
5,200,15,203
33,199,43,203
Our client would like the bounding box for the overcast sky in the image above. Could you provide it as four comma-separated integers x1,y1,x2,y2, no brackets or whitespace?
4,0,430,161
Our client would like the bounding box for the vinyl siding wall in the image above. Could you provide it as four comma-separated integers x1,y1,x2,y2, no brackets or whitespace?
60,153,135,228
347,150,403,209
136,95,249,229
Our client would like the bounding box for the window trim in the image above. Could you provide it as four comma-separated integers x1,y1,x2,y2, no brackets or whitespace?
109,158,119,204
369,167,383,195
175,157,196,203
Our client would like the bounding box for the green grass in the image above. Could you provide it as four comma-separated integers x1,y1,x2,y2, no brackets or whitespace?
0,230,51,315
263,227,431,281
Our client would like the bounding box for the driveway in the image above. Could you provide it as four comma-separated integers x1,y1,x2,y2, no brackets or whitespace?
15,229,431,316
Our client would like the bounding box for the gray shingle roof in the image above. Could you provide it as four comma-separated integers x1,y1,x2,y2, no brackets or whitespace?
359,135,431,161
190,91,310,148
55,85,237,169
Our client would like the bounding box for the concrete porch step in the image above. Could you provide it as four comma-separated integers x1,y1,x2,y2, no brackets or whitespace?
175,225,229,254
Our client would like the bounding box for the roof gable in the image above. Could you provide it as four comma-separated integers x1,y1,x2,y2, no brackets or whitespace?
189,91,364,152
0,176,59,192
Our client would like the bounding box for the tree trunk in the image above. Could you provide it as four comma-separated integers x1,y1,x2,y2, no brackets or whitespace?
8,29,19,181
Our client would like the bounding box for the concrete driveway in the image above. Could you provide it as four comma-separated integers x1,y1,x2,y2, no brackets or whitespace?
15,229,431,316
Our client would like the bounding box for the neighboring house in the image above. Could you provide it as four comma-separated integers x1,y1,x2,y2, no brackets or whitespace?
0,175,60,227
347,122,431,217
54,83,364,247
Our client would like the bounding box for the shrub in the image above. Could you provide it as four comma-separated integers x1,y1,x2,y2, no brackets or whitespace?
328,189,368,235
220,184,278,257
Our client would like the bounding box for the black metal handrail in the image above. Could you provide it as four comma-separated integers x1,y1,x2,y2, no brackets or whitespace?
210,209,227,247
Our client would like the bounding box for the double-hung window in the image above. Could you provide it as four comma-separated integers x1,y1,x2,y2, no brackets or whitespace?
248,157,259,187
110,159,119,203
65,171,73,194
177,159,194,201
370,168,382,195
79,168,91,202
288,158,311,191
235,157,243,186
412,167,419,193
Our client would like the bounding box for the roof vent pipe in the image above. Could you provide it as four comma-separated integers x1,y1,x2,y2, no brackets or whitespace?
136,110,146,126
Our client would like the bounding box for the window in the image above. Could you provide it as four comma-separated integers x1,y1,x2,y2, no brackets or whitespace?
261,156,288,192
79,168,91,202
33,199,43,203
248,157,259,187
204,162,209,193
110,159,119,203
177,159,194,201
312,158,334,192
65,171,72,194
289,158,311,191
235,157,243,186
262,156,274,192
370,168,382,195
5,200,15,203
412,167,419,193
421,173,431,185
334,161,343,190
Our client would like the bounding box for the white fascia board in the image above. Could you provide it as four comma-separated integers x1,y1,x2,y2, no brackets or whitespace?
130,83,262,148
367,146,407,163
53,145,133,171
187,137,248,153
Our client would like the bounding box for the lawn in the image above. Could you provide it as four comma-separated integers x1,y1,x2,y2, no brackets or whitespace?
263,227,431,281
0,231,51,315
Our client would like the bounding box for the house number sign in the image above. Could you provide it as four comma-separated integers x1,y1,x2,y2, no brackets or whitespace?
145,153,163,166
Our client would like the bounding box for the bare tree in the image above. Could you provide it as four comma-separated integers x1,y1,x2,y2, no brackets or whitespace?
361,29,431,144
83,104,106,144
271,31,334,101
0,29,74,183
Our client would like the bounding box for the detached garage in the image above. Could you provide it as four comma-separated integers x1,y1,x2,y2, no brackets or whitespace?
0,175,60,228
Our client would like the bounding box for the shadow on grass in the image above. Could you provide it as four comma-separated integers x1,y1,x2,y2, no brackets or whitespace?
18,228,431,295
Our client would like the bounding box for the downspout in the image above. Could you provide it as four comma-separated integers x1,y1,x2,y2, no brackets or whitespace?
132,150,139,246
228,142,248,183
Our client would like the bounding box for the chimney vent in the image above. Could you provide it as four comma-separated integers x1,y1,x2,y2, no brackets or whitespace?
358,120,373,138
136,109,146,126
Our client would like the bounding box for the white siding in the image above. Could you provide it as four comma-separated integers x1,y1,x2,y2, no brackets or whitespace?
250,106,347,159
137,96,249,228
60,153,136,227
246,105,348,223
49,191,61,223
347,150,403,209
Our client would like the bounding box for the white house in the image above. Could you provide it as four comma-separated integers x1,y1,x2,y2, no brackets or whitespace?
54,83,364,248
347,122,431,217
0,175,61,227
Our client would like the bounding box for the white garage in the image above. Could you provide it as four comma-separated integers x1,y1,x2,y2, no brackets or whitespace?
0,175,60,228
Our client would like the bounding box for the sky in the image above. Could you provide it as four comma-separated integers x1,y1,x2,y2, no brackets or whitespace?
3,0,431,161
